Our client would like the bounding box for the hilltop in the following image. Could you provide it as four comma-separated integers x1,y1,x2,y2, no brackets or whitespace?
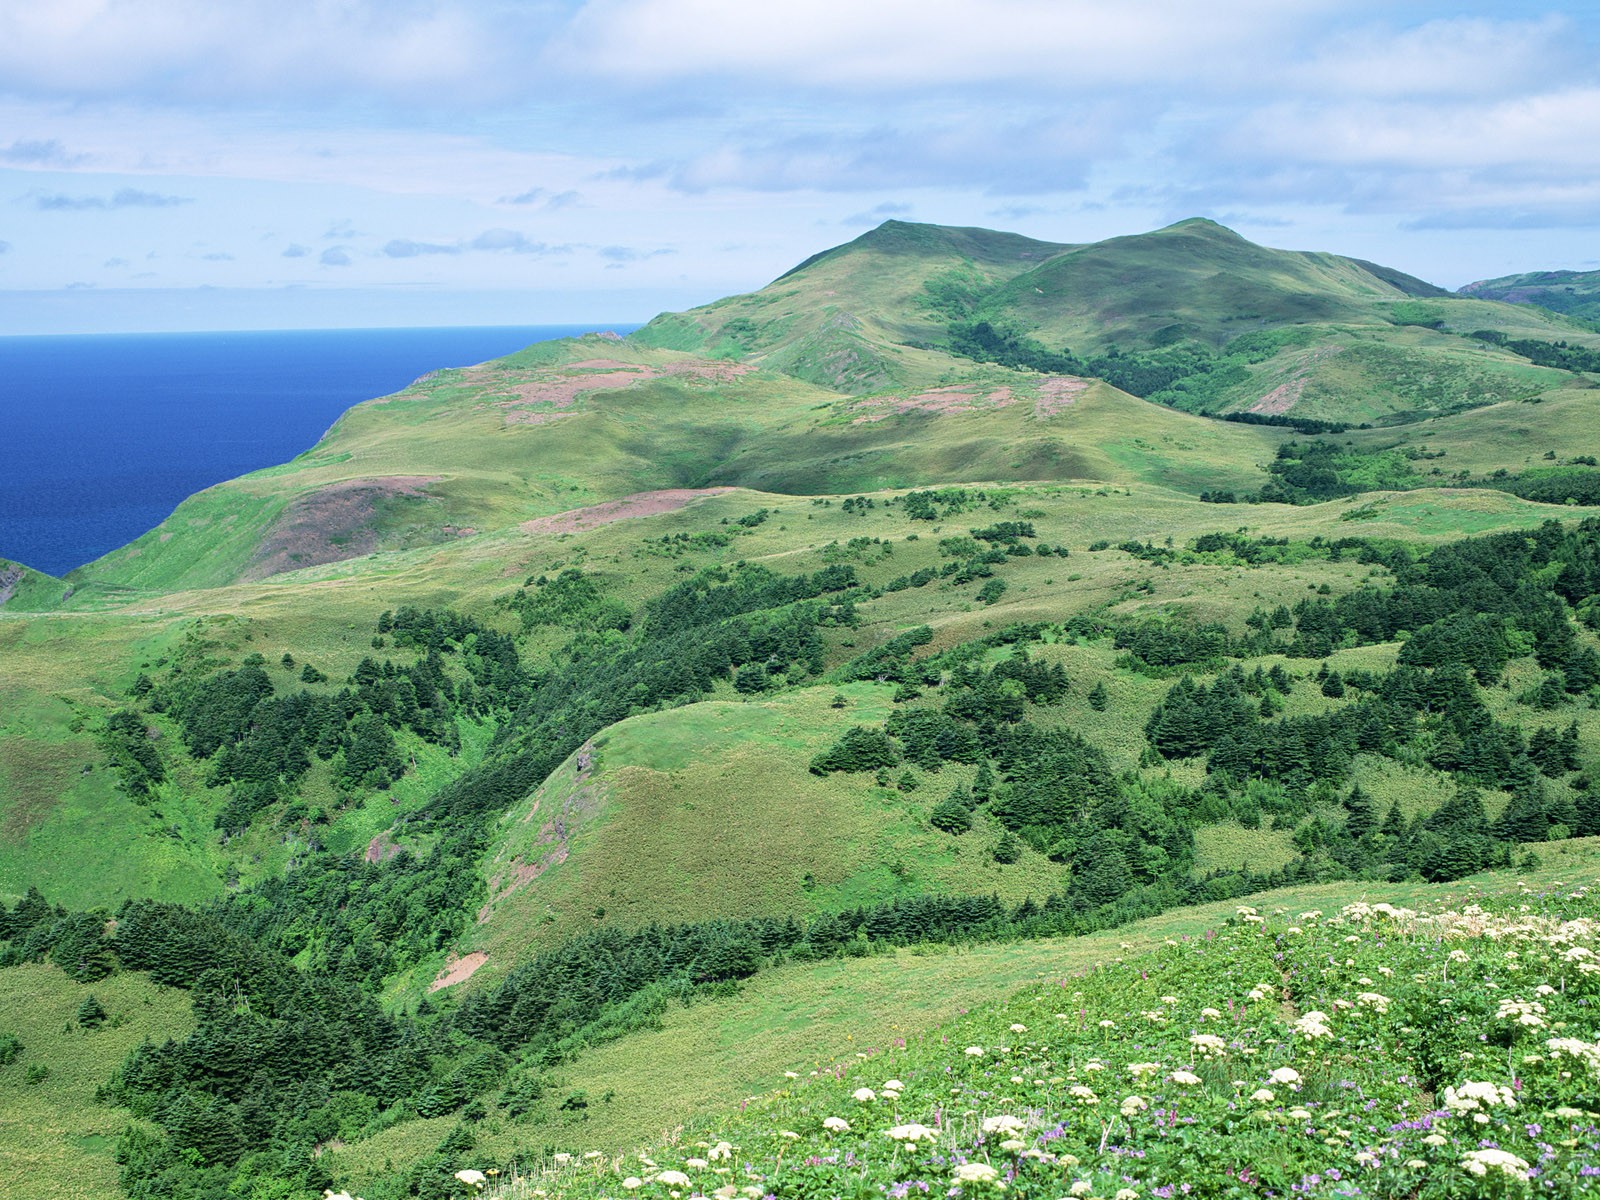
4,217,1600,1200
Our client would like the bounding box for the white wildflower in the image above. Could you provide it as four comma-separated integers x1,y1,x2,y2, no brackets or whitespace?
982,1115,1026,1135
1461,1149,1531,1180
952,1161,999,1184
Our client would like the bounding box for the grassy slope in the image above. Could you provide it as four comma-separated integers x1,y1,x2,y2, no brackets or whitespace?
1461,267,1600,323
0,964,195,1200
4,463,1586,915
631,221,1073,393
443,478,1595,987
329,843,1600,1193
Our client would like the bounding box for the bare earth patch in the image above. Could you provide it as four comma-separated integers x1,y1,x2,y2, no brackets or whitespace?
495,360,756,426
364,833,405,864
519,488,735,537
243,476,440,581
849,384,1018,424
1032,377,1091,418
1249,345,1345,415
0,565,21,607
429,951,488,992
1250,377,1305,415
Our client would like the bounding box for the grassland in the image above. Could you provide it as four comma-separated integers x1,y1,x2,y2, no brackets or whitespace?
6,217,1600,1200
0,964,194,1200
328,845,1600,1194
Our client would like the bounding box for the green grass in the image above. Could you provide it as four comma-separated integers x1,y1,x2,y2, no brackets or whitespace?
0,965,194,1200
4,469,1586,914
330,845,1600,1193
466,684,1070,978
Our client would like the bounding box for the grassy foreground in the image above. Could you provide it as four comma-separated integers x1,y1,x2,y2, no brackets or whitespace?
310,848,1600,1198
440,851,1600,1200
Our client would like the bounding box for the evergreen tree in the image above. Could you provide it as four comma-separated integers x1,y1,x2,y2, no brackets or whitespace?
76,994,107,1029
929,788,974,834
1343,784,1376,840
992,831,1022,864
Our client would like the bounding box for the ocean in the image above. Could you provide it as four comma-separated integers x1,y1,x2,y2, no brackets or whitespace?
0,325,634,578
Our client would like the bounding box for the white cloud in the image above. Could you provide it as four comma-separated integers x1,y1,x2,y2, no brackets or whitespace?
0,0,533,105
28,187,192,210
553,0,1344,92
1294,16,1580,100
1234,88,1600,173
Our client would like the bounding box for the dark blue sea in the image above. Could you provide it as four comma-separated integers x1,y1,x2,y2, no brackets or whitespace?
0,325,635,577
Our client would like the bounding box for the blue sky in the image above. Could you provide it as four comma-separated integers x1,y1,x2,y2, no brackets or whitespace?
1,0,1597,332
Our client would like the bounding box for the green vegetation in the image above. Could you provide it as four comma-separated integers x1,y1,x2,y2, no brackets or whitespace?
1462,267,1600,325
495,871,1600,1200
9,217,1600,1200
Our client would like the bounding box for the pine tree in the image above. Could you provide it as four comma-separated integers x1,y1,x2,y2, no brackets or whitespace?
75,994,107,1029
1343,784,1376,840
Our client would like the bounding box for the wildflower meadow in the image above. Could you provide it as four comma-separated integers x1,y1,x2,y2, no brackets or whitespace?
447,881,1600,1200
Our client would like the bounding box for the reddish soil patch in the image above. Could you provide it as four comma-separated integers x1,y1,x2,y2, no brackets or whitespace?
429,951,488,992
497,360,755,427
850,384,1017,424
519,488,735,537
1249,346,1344,415
365,834,405,864
1250,377,1305,415
243,476,440,581
1032,377,1091,418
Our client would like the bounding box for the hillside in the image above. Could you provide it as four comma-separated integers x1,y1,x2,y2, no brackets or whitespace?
1462,267,1600,324
631,221,1073,392
8,216,1600,1200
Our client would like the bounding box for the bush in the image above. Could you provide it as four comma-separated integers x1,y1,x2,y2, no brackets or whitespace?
0,1033,20,1066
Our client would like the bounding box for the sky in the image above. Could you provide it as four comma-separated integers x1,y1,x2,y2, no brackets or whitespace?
1,0,1598,333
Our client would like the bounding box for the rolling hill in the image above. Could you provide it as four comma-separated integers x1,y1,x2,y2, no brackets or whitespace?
6,217,1600,1200
1462,266,1600,324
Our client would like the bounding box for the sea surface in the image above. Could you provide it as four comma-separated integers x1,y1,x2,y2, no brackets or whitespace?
0,325,635,578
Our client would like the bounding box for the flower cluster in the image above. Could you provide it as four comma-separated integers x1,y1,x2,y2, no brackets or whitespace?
465,878,1600,1200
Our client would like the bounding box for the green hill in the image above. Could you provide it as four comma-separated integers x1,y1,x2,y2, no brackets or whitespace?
10,217,1600,1200
982,217,1431,351
632,221,1073,392
1462,267,1600,324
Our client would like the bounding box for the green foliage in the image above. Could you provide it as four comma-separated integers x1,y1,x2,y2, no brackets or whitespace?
75,993,107,1029
810,726,901,775
928,788,974,834
0,1031,20,1066
504,568,631,633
